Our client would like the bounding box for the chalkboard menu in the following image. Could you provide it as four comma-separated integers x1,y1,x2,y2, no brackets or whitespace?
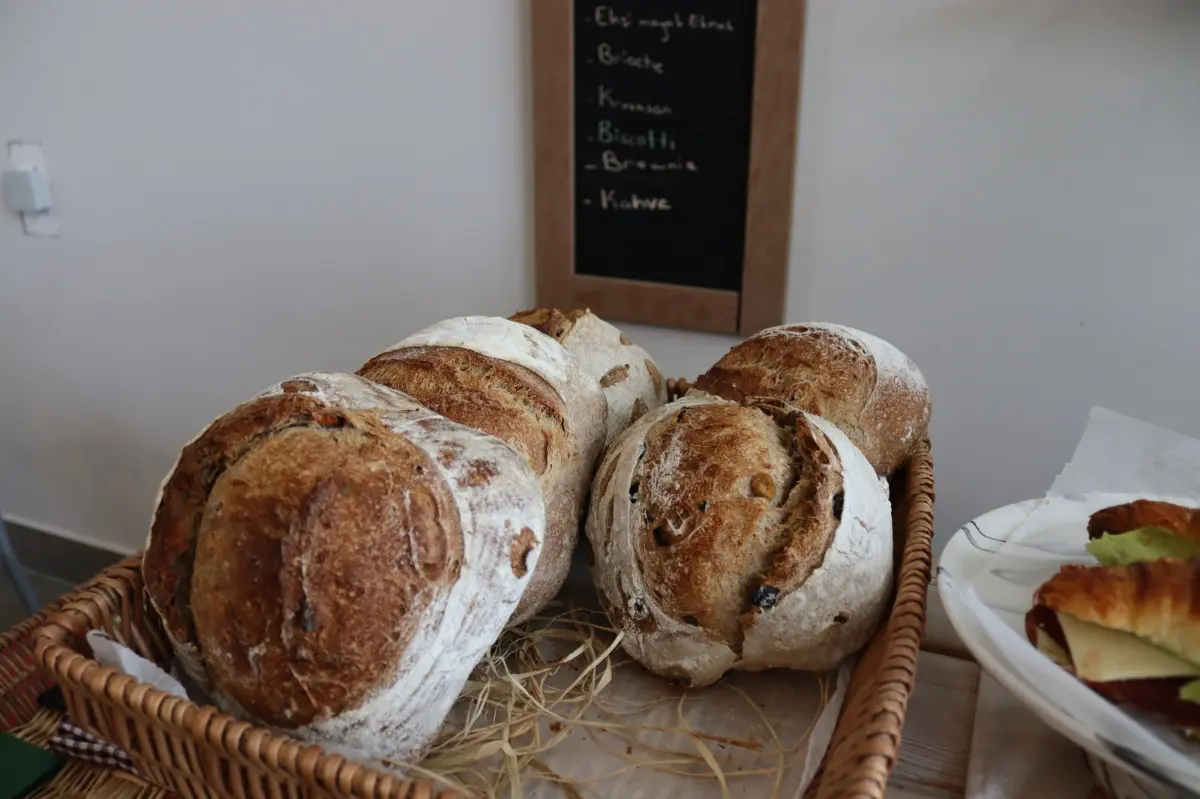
532,0,804,334
574,1,757,291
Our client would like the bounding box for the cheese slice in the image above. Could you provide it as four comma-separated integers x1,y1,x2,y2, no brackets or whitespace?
1035,627,1072,669
1058,612,1200,682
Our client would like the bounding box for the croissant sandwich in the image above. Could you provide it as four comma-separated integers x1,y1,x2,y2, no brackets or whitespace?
1026,559,1200,728
1086,500,1200,566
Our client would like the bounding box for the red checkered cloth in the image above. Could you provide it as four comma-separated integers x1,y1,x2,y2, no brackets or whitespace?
47,714,137,774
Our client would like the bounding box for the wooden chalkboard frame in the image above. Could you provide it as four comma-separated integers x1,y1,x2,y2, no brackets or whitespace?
532,0,805,336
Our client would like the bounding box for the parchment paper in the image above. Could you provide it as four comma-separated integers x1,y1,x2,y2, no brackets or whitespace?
473,621,851,799
412,560,851,799
947,407,1200,791
465,558,853,798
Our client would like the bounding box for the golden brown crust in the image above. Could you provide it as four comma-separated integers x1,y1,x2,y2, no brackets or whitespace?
630,397,649,424
144,390,336,648
645,359,664,397
508,307,586,343
693,324,929,474
1088,500,1200,542
600,364,630,387
357,341,589,623
510,527,538,579
358,347,567,477
190,420,461,727
632,402,841,646
1035,559,1200,665
694,326,874,426
146,393,465,728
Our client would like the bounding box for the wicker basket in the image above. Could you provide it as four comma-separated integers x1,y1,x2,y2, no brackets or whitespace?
29,380,934,799
1,594,71,733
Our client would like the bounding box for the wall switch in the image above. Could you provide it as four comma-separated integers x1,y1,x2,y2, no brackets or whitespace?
2,168,53,213
6,141,59,237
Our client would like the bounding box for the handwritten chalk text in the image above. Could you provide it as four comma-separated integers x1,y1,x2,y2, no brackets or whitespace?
597,85,672,116
592,7,736,42
599,189,673,212
593,6,631,28
597,43,665,74
601,151,697,173
597,121,676,150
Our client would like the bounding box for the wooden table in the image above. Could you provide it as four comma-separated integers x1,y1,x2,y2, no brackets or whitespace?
887,583,979,798
890,583,1102,798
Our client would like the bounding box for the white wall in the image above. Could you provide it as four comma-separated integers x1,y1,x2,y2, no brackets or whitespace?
2,0,1199,553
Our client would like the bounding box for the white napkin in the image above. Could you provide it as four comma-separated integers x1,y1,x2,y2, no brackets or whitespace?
87,629,188,698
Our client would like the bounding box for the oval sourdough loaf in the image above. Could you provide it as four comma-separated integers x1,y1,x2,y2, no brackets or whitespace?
693,322,930,475
586,394,892,687
142,372,544,763
509,308,668,447
357,316,607,624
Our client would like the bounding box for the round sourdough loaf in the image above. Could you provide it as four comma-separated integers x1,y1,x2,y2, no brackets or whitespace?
357,316,607,624
693,323,930,475
142,372,544,763
509,308,668,447
586,394,892,687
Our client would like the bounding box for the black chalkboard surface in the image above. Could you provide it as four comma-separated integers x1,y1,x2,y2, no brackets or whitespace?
574,1,758,291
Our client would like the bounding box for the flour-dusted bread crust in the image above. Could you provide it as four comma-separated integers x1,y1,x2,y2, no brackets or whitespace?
358,316,607,624
587,395,892,687
693,323,930,475
142,373,543,763
740,414,894,672
510,308,668,446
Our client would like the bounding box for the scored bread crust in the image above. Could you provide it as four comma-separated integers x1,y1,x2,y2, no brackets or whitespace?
510,308,668,447
692,322,929,475
358,316,607,624
143,373,544,763
741,412,894,672
586,394,892,687
1087,499,1200,542
1034,559,1200,667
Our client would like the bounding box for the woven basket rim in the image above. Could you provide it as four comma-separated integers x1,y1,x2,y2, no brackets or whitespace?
810,437,935,799
35,582,442,798
30,434,934,799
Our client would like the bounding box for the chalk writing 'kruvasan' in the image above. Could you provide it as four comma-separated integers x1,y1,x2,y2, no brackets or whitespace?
597,85,672,116
599,190,672,211
598,121,676,150
597,43,664,74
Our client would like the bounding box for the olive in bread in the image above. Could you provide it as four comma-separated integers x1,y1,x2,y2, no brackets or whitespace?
586,394,893,687
509,308,668,447
143,373,544,763
693,322,930,475
358,316,607,624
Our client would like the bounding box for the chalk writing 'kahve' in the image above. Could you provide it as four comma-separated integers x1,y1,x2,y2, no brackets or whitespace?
599,189,672,211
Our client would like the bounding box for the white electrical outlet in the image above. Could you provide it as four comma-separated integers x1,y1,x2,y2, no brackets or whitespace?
6,141,59,237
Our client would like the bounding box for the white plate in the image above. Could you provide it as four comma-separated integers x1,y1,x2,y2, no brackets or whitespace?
938,500,1196,799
